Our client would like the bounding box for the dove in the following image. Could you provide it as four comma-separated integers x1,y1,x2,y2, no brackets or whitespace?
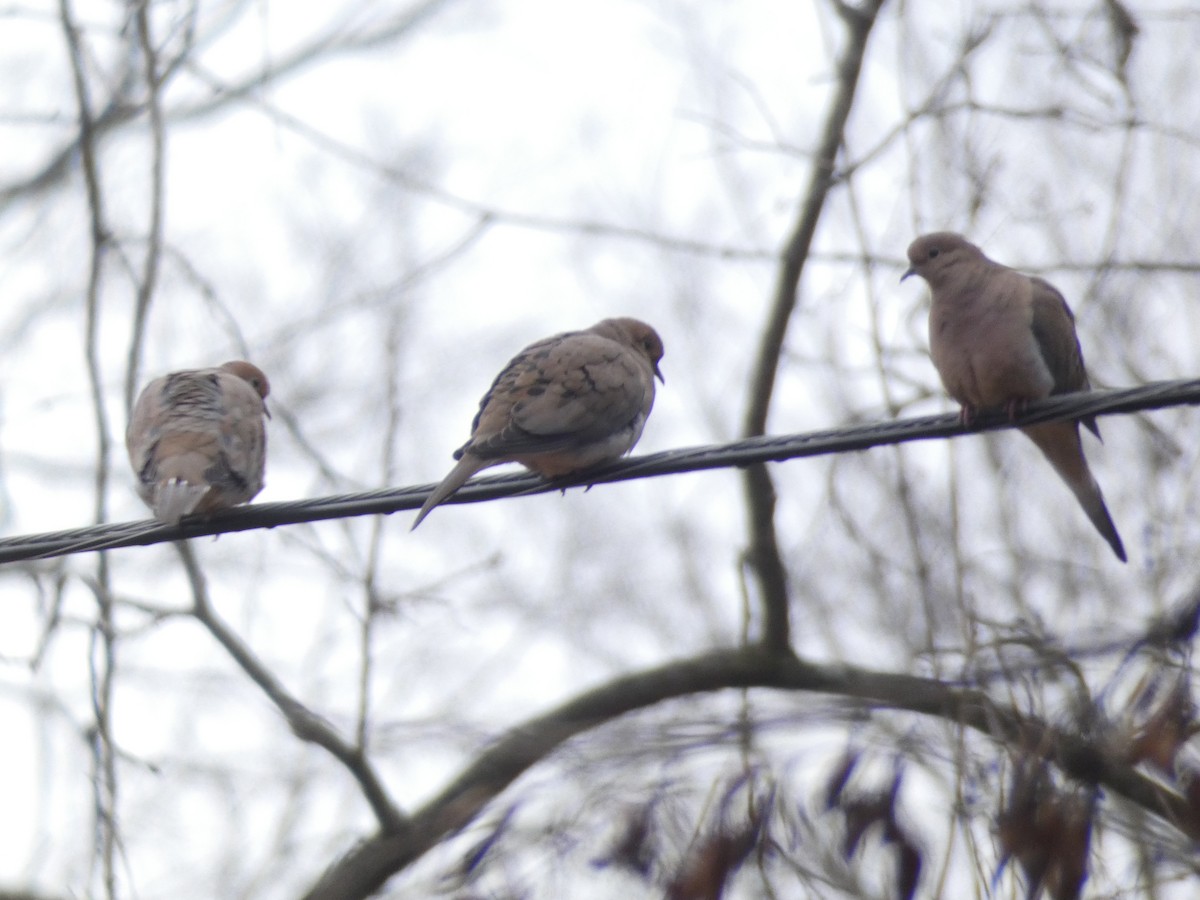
127,360,271,525
412,317,664,528
902,232,1126,562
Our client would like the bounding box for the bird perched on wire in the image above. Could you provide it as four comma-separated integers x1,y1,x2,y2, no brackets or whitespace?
127,360,271,525
412,317,665,528
902,232,1126,562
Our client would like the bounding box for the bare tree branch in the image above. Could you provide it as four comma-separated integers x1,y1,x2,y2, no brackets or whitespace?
741,0,888,655
176,543,406,834
58,0,119,893
304,645,1197,899
122,1,168,414
0,0,459,211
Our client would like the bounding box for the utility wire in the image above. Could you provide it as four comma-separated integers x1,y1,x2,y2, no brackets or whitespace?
2,378,1198,565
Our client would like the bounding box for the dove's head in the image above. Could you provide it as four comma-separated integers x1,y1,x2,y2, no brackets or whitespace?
220,360,272,418
594,317,665,383
901,232,984,289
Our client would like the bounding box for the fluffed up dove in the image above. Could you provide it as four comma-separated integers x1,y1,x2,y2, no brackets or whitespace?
127,360,271,525
412,317,665,528
902,232,1126,562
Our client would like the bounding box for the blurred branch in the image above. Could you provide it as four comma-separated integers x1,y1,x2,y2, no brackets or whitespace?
173,71,786,265
354,311,410,748
0,378,1197,564
171,0,458,123
122,2,168,414
741,0,887,655
0,101,139,215
175,542,406,834
0,0,458,212
304,644,1198,900
58,0,119,894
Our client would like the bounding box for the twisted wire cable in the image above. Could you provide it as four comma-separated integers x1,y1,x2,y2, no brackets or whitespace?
1,378,1197,565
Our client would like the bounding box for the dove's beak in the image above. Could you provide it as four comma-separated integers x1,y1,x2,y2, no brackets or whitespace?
654,364,665,384
262,402,272,420
900,266,916,282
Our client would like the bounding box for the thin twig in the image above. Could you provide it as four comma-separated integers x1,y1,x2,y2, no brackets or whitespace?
175,542,406,833
58,0,118,893
123,1,167,413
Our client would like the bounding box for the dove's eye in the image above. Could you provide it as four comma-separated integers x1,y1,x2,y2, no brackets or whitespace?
928,248,940,259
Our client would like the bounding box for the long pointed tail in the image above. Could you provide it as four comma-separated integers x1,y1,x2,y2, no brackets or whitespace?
153,478,210,526
411,455,488,530
1022,422,1127,563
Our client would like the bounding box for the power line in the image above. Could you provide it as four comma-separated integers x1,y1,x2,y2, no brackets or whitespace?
2,378,1198,565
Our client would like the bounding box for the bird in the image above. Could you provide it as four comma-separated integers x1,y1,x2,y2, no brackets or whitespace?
902,232,1126,562
412,317,665,528
127,360,271,525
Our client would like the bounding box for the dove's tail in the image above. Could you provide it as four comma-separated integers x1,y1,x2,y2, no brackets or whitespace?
152,478,210,526
1022,421,1127,563
412,455,489,530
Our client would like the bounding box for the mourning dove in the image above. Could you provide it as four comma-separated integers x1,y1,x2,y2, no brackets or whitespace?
412,317,665,528
902,232,1126,562
127,360,271,524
